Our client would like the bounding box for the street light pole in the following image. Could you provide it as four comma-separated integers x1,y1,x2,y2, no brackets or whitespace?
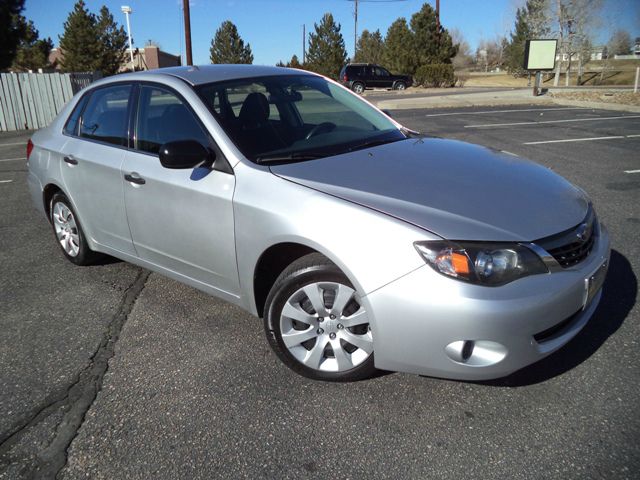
121,6,134,72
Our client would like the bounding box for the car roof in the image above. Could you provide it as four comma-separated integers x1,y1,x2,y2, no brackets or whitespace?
132,64,316,86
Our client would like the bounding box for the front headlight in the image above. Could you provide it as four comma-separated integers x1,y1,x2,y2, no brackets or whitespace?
414,241,548,286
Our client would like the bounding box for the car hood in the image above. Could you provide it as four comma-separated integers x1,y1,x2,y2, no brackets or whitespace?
270,137,589,241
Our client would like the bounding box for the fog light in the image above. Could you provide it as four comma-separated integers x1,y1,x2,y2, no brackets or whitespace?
444,340,508,366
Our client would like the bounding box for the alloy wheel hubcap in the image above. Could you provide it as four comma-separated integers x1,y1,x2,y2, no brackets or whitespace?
52,202,80,257
279,282,372,372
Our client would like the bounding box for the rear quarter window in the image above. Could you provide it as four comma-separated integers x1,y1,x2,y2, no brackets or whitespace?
63,95,90,136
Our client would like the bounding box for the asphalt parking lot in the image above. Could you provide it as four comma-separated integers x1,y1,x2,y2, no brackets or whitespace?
0,105,638,479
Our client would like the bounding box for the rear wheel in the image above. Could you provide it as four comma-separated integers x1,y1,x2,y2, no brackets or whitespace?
264,253,376,381
351,82,365,94
50,192,100,265
394,81,406,91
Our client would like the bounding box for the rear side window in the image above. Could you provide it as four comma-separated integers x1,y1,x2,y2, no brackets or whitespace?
63,94,89,136
79,85,132,146
135,85,210,155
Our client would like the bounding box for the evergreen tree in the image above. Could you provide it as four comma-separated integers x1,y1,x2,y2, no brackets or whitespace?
95,6,127,75
353,29,384,64
0,0,26,70
410,3,457,68
504,6,530,75
504,0,549,75
288,54,302,68
210,21,253,64
11,17,53,71
58,0,101,72
382,18,414,74
306,13,347,79
276,55,303,68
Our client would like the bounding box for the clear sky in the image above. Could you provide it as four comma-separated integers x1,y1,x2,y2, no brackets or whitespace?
23,0,640,66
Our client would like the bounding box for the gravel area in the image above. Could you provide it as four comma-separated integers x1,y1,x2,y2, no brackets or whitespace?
550,91,640,107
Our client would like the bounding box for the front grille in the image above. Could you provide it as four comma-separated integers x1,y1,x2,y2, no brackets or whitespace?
535,206,597,268
547,232,595,268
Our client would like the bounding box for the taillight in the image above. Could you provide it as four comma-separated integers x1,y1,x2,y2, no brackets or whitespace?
26,139,34,161
343,74,348,82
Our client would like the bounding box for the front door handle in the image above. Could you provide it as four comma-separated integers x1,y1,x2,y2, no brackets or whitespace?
63,156,78,165
124,173,146,185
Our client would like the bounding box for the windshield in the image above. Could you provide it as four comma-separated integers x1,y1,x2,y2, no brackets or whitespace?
196,74,406,163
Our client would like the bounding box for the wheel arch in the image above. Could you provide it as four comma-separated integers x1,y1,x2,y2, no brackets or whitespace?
252,242,364,318
43,183,64,222
253,242,318,318
42,182,98,252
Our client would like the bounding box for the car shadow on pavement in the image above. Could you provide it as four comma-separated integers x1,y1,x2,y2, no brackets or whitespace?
482,249,636,387
91,254,123,266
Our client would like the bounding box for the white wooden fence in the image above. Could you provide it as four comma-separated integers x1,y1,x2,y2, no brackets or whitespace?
0,72,98,132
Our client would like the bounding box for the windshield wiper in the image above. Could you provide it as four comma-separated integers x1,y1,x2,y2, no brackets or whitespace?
345,136,404,153
401,127,422,137
255,151,327,164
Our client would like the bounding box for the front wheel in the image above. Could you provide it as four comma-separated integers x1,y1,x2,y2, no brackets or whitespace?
264,253,376,381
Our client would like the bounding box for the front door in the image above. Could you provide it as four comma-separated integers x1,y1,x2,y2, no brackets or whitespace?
122,83,239,299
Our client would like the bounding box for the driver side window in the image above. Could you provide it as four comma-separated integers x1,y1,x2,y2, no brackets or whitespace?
135,85,210,155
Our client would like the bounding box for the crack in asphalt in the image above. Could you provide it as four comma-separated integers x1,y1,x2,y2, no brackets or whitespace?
0,269,150,479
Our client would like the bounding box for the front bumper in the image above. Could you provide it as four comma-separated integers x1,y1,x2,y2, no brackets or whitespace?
363,224,611,380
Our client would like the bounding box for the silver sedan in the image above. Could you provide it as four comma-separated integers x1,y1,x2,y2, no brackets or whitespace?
27,65,610,381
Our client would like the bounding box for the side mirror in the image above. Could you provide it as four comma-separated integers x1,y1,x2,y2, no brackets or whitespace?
159,140,212,169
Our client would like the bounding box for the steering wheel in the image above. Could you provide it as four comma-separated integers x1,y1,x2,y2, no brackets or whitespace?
305,122,336,140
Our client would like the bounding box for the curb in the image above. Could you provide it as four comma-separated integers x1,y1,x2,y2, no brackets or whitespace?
375,96,552,110
549,98,640,113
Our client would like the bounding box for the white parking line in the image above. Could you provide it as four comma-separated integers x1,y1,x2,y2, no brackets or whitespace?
465,115,640,128
500,150,518,156
624,169,640,174
0,157,26,162
0,142,26,147
0,179,13,184
524,136,625,145
425,107,585,117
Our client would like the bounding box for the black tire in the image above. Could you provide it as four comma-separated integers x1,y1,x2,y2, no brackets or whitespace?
351,82,365,94
50,192,100,266
394,81,406,91
264,253,377,382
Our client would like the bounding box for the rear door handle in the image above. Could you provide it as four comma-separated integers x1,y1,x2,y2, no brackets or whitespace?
124,173,146,185
63,156,78,165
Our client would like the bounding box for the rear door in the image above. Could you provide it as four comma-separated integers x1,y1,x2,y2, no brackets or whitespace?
371,66,393,88
122,83,239,298
60,83,136,255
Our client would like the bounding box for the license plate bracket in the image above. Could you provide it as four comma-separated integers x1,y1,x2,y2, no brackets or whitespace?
584,260,608,309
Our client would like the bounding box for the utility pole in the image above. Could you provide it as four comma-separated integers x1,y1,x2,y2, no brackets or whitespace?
436,0,440,32
182,0,193,66
354,0,358,58
302,24,306,64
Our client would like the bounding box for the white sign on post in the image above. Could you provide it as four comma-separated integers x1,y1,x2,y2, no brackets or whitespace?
524,39,557,96
523,39,557,71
